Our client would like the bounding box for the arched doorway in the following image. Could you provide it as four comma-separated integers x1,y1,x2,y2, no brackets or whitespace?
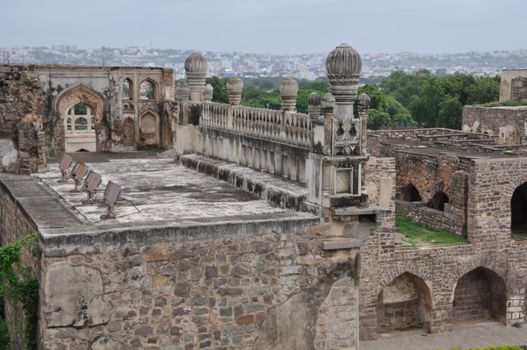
453,267,506,323
428,191,449,211
377,272,432,333
64,102,96,152
55,84,105,152
511,182,527,236
122,118,135,147
139,113,157,146
400,184,422,202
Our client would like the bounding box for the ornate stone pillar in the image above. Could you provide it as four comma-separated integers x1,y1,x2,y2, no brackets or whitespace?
279,76,298,112
226,77,243,106
184,52,208,102
308,92,321,122
204,84,213,103
358,93,370,155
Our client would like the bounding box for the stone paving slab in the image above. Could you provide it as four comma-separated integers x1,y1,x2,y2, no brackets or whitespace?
361,322,527,350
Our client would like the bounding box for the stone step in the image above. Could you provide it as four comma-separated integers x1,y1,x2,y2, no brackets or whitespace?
179,154,309,212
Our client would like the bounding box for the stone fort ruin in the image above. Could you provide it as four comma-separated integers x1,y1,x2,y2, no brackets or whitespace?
0,43,527,350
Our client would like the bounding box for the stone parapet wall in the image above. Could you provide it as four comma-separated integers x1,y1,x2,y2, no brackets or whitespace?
37,218,363,350
0,175,39,349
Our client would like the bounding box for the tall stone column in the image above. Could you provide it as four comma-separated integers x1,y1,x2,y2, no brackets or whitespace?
226,77,243,106
184,52,208,102
279,76,298,112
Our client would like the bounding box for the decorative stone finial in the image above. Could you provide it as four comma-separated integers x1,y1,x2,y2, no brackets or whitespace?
184,52,208,102
308,92,321,121
308,92,321,106
175,83,190,102
279,76,298,112
226,77,243,106
358,93,371,112
326,43,362,111
204,84,213,102
322,92,335,116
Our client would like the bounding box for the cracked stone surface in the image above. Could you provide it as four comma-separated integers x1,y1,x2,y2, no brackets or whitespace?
44,262,110,328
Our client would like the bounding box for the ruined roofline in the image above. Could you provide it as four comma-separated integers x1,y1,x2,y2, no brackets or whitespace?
0,63,172,72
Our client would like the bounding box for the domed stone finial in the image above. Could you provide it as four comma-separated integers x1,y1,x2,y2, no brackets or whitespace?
326,43,362,110
358,93,371,111
184,52,208,102
308,92,321,106
308,92,321,121
279,76,299,112
204,84,213,102
226,77,243,106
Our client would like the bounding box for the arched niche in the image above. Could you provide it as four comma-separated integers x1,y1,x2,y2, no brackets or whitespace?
377,272,432,333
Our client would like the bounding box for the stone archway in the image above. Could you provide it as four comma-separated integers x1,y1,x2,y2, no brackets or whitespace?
511,181,527,236
400,183,422,202
54,84,105,152
453,267,506,324
139,112,158,146
377,272,432,333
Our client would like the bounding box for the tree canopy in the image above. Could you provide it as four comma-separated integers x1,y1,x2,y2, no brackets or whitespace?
205,71,500,130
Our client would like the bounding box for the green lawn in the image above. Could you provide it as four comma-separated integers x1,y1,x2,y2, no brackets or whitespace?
396,215,467,245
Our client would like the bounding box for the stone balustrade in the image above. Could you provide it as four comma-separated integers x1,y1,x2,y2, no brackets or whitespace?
201,102,312,149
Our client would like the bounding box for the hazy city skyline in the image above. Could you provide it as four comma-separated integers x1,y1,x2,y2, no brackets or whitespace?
1,0,526,55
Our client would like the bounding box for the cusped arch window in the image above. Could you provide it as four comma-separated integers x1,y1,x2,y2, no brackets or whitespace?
139,80,155,100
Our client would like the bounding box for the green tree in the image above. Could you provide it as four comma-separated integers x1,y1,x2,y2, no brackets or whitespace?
438,96,463,129
205,76,228,103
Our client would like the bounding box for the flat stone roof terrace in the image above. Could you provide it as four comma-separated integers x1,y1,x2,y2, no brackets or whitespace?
1,153,318,249
38,157,299,225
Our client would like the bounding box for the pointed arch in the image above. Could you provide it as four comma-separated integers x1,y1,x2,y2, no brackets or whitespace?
123,77,134,100
138,78,158,100
139,109,159,146
400,183,422,202
428,191,449,211
453,267,506,323
54,84,105,152
377,272,432,333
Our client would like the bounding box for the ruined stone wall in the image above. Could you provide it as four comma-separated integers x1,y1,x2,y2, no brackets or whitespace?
462,106,527,144
500,69,527,102
38,222,361,350
0,176,39,349
393,151,468,235
0,64,175,154
0,66,45,173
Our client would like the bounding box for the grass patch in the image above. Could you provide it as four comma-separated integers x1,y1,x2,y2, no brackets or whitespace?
396,215,467,245
440,346,527,350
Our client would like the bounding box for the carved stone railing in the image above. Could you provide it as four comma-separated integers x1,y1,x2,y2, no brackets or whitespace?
201,103,313,149
196,102,313,183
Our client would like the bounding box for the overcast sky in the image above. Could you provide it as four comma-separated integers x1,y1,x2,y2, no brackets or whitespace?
0,0,525,54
